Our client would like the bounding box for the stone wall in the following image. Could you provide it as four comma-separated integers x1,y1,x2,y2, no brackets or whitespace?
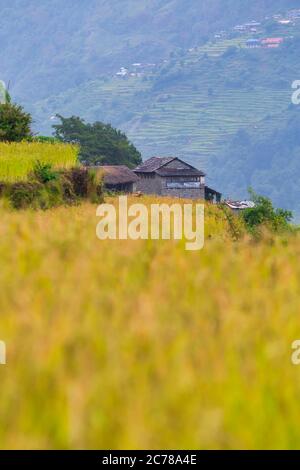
135,174,163,195
135,174,205,199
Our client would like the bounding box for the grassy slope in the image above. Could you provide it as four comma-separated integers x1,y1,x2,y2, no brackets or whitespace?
0,142,79,182
0,198,300,449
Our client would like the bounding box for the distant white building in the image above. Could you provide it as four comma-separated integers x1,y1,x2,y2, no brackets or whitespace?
277,19,292,25
116,67,128,77
234,25,246,32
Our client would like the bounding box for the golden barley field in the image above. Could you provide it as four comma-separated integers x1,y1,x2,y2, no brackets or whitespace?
0,197,300,450
0,142,79,182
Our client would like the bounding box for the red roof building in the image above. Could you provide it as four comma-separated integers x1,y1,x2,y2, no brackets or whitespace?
261,37,284,48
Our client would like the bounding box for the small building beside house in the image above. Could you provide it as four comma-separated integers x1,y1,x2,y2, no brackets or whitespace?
99,165,139,193
134,156,221,201
225,200,255,213
205,186,222,203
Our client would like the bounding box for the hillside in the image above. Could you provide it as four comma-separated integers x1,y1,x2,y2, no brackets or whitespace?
1,0,297,101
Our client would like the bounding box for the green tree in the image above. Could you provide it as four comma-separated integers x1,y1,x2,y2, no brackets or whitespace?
0,103,32,142
53,115,142,167
242,189,293,234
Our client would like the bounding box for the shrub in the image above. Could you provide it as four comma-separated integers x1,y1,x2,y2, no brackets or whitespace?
60,167,104,203
3,165,104,210
0,103,32,142
5,178,76,211
31,161,58,184
6,182,43,210
61,167,90,198
241,189,293,236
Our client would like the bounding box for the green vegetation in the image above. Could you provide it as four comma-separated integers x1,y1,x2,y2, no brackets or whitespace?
213,110,300,215
53,115,142,167
0,105,112,209
3,164,104,210
33,136,61,144
241,189,294,235
0,142,79,182
31,161,59,184
0,103,32,142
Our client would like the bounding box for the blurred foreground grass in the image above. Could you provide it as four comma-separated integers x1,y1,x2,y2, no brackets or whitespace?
0,197,300,449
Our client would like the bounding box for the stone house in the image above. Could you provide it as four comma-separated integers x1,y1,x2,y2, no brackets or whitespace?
134,156,221,201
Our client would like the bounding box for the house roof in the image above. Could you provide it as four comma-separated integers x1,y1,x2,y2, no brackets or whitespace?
135,157,175,173
95,166,139,185
134,156,206,176
262,37,283,44
225,200,255,210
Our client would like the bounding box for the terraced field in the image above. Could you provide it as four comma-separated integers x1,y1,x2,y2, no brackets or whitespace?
33,78,152,134
33,79,291,172
191,37,249,57
127,86,290,168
